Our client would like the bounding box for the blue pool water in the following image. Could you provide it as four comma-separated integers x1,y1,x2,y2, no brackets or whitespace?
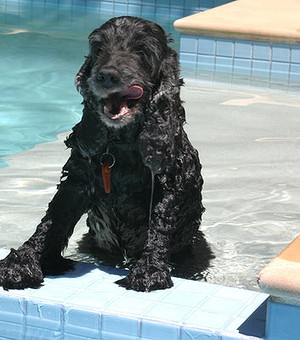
0,3,179,168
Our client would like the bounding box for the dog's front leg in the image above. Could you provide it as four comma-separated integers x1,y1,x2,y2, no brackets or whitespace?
117,175,175,292
0,155,93,290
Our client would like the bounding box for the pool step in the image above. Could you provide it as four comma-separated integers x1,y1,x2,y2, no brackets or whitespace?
174,0,300,89
0,249,267,339
258,234,300,339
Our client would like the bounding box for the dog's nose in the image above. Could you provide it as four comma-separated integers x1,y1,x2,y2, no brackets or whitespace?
97,68,120,88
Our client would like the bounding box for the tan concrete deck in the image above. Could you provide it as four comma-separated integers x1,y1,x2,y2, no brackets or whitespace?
174,0,300,44
258,235,300,304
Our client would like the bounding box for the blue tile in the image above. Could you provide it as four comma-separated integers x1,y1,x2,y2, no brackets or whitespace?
141,5,156,17
201,296,245,315
144,302,193,323
252,59,270,76
140,320,179,340
290,63,300,74
198,37,215,55
0,320,23,340
0,296,24,315
216,39,233,57
105,296,154,316
64,308,99,333
215,56,233,72
128,4,142,16
233,58,252,74
234,41,252,59
200,0,215,10
181,36,198,54
266,301,300,340
291,46,300,63
101,315,138,337
24,325,63,339
272,44,290,62
181,327,219,340
253,43,271,61
161,289,206,308
26,301,62,328
271,62,290,77
184,309,230,330
180,52,198,65
99,1,114,13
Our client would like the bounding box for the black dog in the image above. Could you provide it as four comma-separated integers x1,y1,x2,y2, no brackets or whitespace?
0,16,212,292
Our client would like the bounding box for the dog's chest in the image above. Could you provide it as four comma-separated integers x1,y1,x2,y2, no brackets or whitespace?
88,147,152,253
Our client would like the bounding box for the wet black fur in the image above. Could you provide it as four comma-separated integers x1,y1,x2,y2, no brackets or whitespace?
0,16,213,292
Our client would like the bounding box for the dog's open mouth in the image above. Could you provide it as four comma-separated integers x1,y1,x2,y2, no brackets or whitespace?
102,85,143,120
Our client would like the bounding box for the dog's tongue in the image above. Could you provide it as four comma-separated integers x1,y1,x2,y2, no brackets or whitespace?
120,85,143,100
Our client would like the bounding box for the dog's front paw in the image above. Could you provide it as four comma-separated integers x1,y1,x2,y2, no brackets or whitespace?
116,258,173,292
0,248,43,290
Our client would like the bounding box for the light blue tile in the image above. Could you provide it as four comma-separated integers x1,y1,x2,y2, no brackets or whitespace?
177,281,218,295
233,58,252,75
64,308,99,332
26,301,62,327
290,63,300,74
181,327,219,340
99,1,114,13
141,320,179,340
216,39,233,57
201,296,245,315
271,62,290,77
181,36,198,54
143,302,193,323
180,52,198,65
198,37,215,55
141,5,156,17
197,54,215,71
0,320,23,340
102,315,138,337
161,289,206,308
213,286,257,302
100,332,137,340
253,43,271,60
272,44,290,62
215,56,233,72
291,46,300,63
105,296,155,316
113,3,128,14
234,41,252,59
65,289,120,310
128,4,142,16
252,59,270,75
0,296,24,315
184,309,230,330
24,325,63,339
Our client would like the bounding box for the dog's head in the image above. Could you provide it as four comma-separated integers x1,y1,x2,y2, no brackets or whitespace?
76,16,180,128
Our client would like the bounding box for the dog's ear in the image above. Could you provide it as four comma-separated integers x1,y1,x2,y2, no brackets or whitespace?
138,48,185,174
75,56,93,99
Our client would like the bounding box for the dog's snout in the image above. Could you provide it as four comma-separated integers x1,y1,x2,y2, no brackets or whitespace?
97,68,120,88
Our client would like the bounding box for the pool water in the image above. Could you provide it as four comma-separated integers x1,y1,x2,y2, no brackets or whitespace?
1,3,300,291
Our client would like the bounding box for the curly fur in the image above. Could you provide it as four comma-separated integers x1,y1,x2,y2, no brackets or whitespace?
0,16,213,292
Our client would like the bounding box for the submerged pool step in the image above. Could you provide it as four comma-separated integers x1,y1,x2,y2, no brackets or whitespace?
174,0,300,89
0,249,267,339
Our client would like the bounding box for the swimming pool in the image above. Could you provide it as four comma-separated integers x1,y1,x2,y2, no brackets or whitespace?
1,1,300,294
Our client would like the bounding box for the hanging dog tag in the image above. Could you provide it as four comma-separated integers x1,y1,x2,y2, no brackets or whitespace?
100,148,115,194
102,162,111,193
